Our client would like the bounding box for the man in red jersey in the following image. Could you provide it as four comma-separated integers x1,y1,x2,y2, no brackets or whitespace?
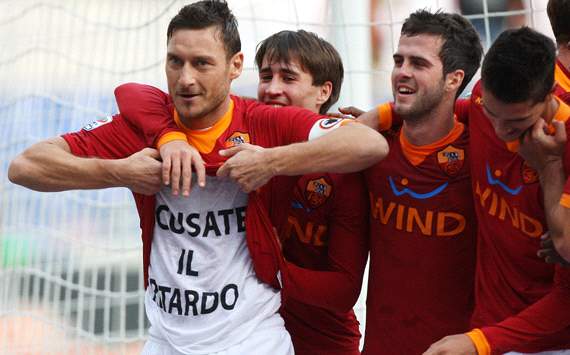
7,1,387,354
119,8,483,355
254,30,368,355
424,28,570,355
356,10,482,355
114,29,370,355
548,0,570,96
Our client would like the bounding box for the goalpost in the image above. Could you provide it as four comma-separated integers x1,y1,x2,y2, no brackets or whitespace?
0,0,553,354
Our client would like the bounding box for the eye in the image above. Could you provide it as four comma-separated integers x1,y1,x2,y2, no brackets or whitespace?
259,74,272,82
411,59,427,68
283,76,296,82
393,56,403,67
168,56,183,66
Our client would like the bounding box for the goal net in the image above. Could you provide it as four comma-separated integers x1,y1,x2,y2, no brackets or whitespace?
0,0,553,354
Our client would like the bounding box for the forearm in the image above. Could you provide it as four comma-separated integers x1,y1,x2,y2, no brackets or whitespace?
8,137,123,191
539,159,570,258
470,268,570,354
267,122,388,176
114,83,177,147
282,262,362,312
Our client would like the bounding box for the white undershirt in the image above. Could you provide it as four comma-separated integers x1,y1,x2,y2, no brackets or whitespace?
145,175,281,354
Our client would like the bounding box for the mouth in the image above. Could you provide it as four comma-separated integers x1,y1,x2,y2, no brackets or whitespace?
395,85,416,97
177,92,201,102
264,100,288,108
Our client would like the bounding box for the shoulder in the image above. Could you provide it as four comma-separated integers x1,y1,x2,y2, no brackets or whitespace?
470,80,483,103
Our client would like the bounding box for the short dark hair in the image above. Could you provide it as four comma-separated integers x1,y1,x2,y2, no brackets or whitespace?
482,27,556,104
167,0,241,58
401,9,483,98
547,0,570,45
255,30,344,114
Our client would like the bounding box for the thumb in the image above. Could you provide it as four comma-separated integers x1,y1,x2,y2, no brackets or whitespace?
216,161,230,178
219,144,246,157
553,119,567,144
141,147,161,159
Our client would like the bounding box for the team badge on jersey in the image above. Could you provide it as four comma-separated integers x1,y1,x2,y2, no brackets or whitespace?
521,161,538,184
304,177,332,208
473,95,483,106
437,145,464,176
225,131,250,148
82,116,113,131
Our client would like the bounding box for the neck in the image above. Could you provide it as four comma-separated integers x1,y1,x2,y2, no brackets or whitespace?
542,96,560,124
558,46,570,70
180,96,232,130
402,100,456,146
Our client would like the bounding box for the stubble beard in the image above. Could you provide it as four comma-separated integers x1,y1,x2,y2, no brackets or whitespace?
394,82,445,125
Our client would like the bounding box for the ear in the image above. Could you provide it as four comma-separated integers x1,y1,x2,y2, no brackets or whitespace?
229,52,244,80
445,69,465,94
316,81,333,106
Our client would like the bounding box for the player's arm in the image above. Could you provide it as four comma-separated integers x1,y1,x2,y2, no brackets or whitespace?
424,267,570,355
354,102,398,132
467,266,570,355
114,83,205,196
8,117,161,195
350,98,475,132
539,159,570,262
281,173,369,312
218,120,388,192
114,83,181,146
519,119,570,261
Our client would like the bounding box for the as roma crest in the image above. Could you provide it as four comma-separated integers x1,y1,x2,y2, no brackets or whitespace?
521,161,538,184
225,131,250,148
437,145,465,176
304,177,332,209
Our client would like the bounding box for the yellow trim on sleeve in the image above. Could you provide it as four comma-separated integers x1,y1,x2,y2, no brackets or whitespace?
560,193,570,208
465,329,491,355
555,61,570,93
377,103,393,132
156,131,188,149
552,96,570,124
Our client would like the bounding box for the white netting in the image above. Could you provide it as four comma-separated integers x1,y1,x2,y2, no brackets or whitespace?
0,0,553,354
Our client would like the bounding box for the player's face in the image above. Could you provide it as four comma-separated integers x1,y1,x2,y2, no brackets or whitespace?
257,56,330,113
165,26,243,129
482,88,547,141
391,34,446,120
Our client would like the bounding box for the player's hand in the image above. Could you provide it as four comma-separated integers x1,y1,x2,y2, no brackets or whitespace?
338,106,365,118
118,148,162,195
538,233,570,267
217,143,272,193
422,334,476,355
325,112,353,119
159,140,205,196
519,119,566,172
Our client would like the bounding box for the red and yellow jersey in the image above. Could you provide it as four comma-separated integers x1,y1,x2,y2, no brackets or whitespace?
555,92,570,210
277,172,368,355
550,59,570,207
362,105,476,355
466,81,570,354
554,59,570,97
113,83,367,354
63,87,336,286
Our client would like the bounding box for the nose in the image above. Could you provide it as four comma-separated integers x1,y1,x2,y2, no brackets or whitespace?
393,61,412,82
179,63,196,87
265,77,284,96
